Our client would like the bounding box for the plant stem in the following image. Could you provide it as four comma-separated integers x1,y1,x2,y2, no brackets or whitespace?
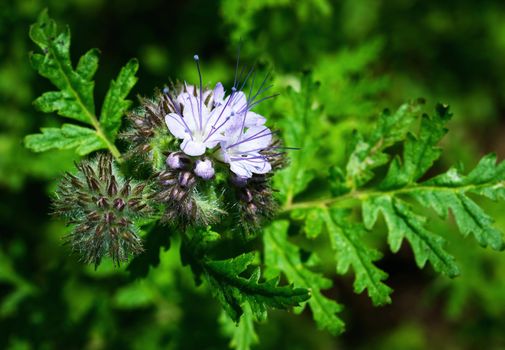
281,181,505,213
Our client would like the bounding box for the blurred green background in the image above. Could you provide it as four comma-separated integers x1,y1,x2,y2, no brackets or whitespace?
2,0,505,348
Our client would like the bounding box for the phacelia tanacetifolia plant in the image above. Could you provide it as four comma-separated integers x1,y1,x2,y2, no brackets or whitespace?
25,10,505,350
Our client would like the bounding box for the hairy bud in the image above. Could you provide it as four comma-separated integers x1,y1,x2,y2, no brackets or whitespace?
156,163,222,226
121,91,177,169
53,154,151,267
232,174,277,234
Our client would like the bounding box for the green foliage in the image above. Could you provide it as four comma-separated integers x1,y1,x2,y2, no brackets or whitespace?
323,209,392,305
203,252,310,322
220,305,259,350
281,85,505,323
358,104,505,276
25,10,138,158
25,124,105,155
345,100,422,189
263,221,345,335
5,1,505,349
220,0,331,43
274,72,323,203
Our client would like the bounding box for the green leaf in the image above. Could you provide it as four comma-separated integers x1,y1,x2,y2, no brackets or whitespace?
363,195,460,277
412,154,505,250
341,103,505,277
323,209,392,305
363,103,504,254
76,48,100,80
100,59,139,140
345,100,422,189
275,72,322,203
203,252,310,322
24,124,105,155
304,208,325,239
263,221,345,335
29,10,96,124
220,304,259,350
380,103,452,188
27,11,137,159
127,223,172,280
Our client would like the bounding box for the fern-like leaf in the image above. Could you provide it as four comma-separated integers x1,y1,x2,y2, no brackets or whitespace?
263,221,345,335
25,10,138,157
203,252,310,322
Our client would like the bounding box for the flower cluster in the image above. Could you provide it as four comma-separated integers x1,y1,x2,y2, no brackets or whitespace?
53,154,151,267
164,55,276,179
52,54,286,268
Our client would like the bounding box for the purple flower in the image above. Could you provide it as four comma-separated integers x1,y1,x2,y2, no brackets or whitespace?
218,124,273,178
165,83,228,156
164,55,276,179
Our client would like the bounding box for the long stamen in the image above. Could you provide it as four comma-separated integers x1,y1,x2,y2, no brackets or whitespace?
240,93,280,114
233,41,242,89
194,55,204,130
234,72,274,116
235,65,257,144
239,65,255,92
227,127,276,149
250,71,271,103
203,87,239,142
238,145,294,153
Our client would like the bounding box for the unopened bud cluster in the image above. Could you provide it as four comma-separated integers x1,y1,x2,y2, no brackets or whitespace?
53,154,151,267
156,152,221,225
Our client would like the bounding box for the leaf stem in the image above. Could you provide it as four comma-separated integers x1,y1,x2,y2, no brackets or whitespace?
281,181,505,213
93,122,123,163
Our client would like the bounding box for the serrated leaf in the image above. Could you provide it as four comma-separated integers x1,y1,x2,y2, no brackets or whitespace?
24,124,105,155
76,48,100,80
203,252,310,323
362,195,460,277
127,223,172,280
364,104,504,252
345,100,422,189
263,221,344,335
28,11,137,158
297,207,324,239
323,209,392,305
29,10,96,124
412,154,505,250
275,72,321,202
100,58,139,140
380,103,452,188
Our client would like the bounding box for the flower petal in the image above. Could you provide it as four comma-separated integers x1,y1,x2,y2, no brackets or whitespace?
165,113,190,139
230,161,253,178
181,139,206,156
245,111,266,127
236,126,272,152
251,159,271,174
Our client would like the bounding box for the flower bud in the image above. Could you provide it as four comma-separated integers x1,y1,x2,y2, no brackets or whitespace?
231,173,277,235
166,152,190,170
53,154,151,267
194,159,215,180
